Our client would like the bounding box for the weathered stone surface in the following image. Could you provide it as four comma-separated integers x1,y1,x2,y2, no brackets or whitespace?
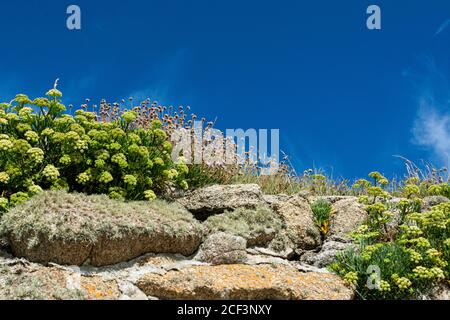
0,236,9,249
300,240,355,268
194,232,247,265
203,205,283,247
422,196,449,211
117,280,148,300
245,254,292,266
178,184,264,219
308,196,354,204
1,191,204,267
0,259,120,300
386,198,405,233
423,284,450,300
136,264,354,300
269,195,321,251
246,246,294,260
328,197,367,238
263,194,290,206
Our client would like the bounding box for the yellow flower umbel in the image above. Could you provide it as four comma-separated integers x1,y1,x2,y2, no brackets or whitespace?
123,174,137,187
0,197,8,210
144,190,157,201
379,280,391,292
0,172,10,184
0,139,13,151
392,275,412,290
42,165,60,182
344,271,358,286
46,88,62,98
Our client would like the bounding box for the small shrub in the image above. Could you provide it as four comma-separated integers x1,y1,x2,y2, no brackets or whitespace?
311,199,332,236
0,84,188,211
329,171,450,300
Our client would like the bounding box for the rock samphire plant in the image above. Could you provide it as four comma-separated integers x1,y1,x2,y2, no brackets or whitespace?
330,172,449,300
0,84,189,211
311,199,333,237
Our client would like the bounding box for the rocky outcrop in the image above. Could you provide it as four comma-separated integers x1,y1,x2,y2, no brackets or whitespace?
1,191,204,267
328,197,367,238
300,239,356,268
269,195,321,252
307,196,353,204
0,185,380,300
262,194,290,206
136,264,354,300
422,196,449,211
422,284,450,300
0,258,121,300
194,232,247,265
203,205,283,247
178,184,264,220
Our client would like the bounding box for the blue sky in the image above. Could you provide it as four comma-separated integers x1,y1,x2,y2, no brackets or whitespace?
0,0,449,179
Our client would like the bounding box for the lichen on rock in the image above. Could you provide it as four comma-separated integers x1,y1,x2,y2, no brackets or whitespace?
136,264,354,300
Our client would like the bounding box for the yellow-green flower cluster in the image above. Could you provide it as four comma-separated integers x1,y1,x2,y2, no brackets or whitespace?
42,165,60,181
332,172,449,300
0,197,8,209
46,88,62,98
413,266,445,281
123,174,137,187
9,192,29,205
392,275,412,290
24,130,39,143
0,171,10,184
344,271,358,285
59,155,72,165
98,171,113,184
0,86,189,209
379,280,391,292
144,190,157,201
77,171,92,185
360,244,383,261
403,184,420,198
403,236,431,248
369,171,389,186
122,111,137,123
112,153,128,169
445,238,450,247
27,148,44,164
28,184,43,195
0,138,13,151
163,169,179,180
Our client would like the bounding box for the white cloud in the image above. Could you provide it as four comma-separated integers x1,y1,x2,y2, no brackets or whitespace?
412,98,450,167
435,19,450,36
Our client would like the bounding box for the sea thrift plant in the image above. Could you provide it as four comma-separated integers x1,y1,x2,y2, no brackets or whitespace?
0,85,188,211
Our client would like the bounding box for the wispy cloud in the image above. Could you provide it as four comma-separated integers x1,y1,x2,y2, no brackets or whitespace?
412,98,450,167
435,19,450,36
403,55,450,168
